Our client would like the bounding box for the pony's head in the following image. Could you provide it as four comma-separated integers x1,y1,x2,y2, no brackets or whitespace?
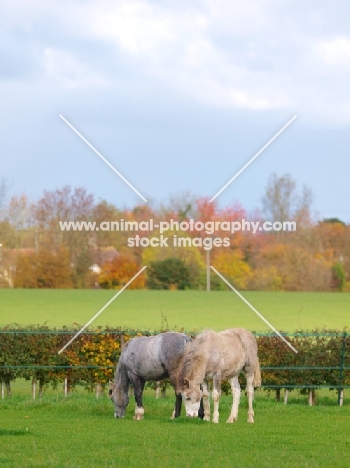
109,380,129,418
181,378,202,417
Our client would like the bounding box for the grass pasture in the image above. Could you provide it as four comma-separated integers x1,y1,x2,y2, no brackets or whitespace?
0,289,349,331
1,391,350,467
1,289,349,467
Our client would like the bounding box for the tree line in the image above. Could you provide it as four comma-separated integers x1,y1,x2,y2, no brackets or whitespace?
0,174,349,291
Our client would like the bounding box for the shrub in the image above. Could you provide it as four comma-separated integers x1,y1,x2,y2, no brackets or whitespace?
147,258,190,290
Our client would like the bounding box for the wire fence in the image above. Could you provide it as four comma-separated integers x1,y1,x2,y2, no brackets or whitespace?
0,329,348,405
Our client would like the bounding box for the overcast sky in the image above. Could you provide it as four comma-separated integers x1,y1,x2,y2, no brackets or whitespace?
1,0,350,221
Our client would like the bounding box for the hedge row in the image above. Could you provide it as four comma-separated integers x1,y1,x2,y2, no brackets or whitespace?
0,325,349,395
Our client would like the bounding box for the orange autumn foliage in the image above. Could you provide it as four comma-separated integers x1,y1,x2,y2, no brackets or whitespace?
99,254,145,289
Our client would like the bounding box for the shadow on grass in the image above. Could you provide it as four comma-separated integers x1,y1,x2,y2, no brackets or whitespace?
164,417,206,425
0,429,28,436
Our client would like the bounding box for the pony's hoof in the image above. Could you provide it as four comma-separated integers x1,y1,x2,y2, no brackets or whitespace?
212,419,219,424
203,416,210,422
247,418,254,423
134,407,144,421
226,418,236,423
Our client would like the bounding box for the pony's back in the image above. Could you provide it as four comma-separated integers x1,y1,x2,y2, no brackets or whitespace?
119,332,191,382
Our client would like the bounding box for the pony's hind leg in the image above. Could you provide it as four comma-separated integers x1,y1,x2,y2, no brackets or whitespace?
246,372,255,423
212,375,221,424
226,376,241,423
202,380,210,422
130,376,145,421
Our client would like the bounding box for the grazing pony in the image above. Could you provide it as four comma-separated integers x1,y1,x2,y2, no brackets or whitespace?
175,328,261,423
109,332,194,420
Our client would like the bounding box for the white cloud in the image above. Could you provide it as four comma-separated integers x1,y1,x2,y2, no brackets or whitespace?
80,1,288,110
315,36,350,67
43,47,110,89
91,2,177,56
1,0,350,123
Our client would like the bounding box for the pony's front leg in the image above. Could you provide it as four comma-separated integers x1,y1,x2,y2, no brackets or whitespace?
131,376,145,421
246,373,255,423
226,376,240,423
171,393,182,419
212,375,221,424
202,380,210,422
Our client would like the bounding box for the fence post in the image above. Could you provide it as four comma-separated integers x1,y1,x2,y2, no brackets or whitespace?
275,388,281,402
337,332,347,406
155,382,160,399
120,333,126,352
308,389,312,406
95,383,102,399
32,377,36,400
5,381,11,397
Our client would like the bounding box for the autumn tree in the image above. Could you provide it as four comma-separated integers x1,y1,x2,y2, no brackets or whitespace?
32,186,95,287
262,173,312,225
212,250,252,290
92,200,123,249
7,194,33,248
0,177,11,217
160,192,197,220
99,253,145,289
0,220,16,249
249,243,331,291
14,247,73,288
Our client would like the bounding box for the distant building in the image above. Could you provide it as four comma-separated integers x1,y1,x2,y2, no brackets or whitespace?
89,246,120,275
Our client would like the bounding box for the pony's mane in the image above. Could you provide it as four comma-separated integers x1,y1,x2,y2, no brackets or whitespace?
174,331,213,390
115,361,129,391
174,343,191,391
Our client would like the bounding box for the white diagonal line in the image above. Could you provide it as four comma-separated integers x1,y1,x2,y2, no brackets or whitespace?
209,115,297,202
210,266,298,353
59,114,148,203
58,266,147,354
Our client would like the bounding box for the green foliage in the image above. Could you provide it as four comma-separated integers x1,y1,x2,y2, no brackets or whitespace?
147,258,190,290
331,262,346,291
196,271,228,291
0,326,349,397
141,230,206,289
257,330,349,393
322,217,346,225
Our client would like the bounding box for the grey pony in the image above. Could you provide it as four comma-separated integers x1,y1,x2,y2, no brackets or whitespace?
109,331,193,420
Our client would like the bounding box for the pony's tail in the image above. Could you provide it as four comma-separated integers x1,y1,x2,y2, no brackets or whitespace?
253,358,261,388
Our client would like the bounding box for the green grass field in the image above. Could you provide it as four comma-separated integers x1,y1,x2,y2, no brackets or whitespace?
1,390,350,467
0,289,349,331
1,291,349,466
